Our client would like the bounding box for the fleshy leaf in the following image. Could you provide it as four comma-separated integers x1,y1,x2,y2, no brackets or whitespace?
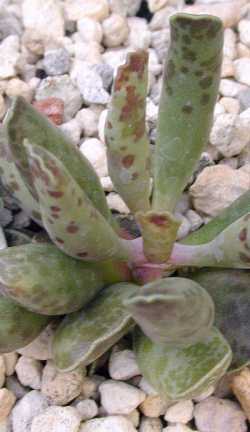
0,243,107,315
5,96,114,226
153,14,223,212
170,213,250,269
183,190,250,245
0,295,49,353
134,327,232,401
105,51,151,213
124,277,214,345
52,282,138,371
0,127,42,224
136,211,180,263
190,268,250,371
25,142,130,262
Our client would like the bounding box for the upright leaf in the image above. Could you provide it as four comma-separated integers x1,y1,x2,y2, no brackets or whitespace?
5,96,114,225
53,283,138,371
190,269,250,371
0,243,107,315
124,277,214,345
134,327,232,401
105,51,151,213
170,213,250,269
153,14,223,212
25,142,130,262
0,295,49,353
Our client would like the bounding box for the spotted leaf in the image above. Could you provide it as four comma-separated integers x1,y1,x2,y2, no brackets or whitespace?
24,142,130,262
52,282,138,371
124,277,214,345
153,14,223,212
134,327,232,401
105,51,151,213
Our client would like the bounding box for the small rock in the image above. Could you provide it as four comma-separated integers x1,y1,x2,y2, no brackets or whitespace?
109,350,140,381
36,75,82,120
237,42,250,59
6,78,33,102
5,376,28,400
221,57,234,78
43,48,70,76
185,210,203,232
98,109,108,143
2,353,18,377
190,165,250,217
0,389,16,422
31,406,81,432
0,12,22,41
210,111,250,157
82,375,106,400
12,390,49,432
126,409,140,428
0,35,20,79
138,378,158,396
22,0,64,41
0,208,12,228
238,20,250,48
75,108,99,137
12,211,30,230
147,0,168,12
176,214,191,240
91,63,114,90
101,176,114,191
140,417,163,432
77,63,110,105
73,41,102,64
75,399,98,421
194,396,247,432
102,46,129,70
149,6,176,31
80,138,108,177
182,1,244,28
103,14,129,48
17,322,54,361
0,418,11,432
223,28,237,60
107,193,129,214
163,426,196,432
238,87,250,110
99,380,146,415
80,416,137,432
125,17,151,50
77,18,103,43
175,194,190,215
15,357,42,390
219,79,247,98
220,97,240,114
33,97,64,125
60,119,81,145
231,368,250,421
140,395,168,418
164,400,194,424
41,361,84,406
0,357,5,389
234,58,250,86
151,29,170,60
64,0,109,21
108,0,142,16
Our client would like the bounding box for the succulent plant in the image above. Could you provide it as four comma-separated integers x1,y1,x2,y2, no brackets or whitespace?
0,12,249,402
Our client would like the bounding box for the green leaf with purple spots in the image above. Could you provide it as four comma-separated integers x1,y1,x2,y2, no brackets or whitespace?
134,326,232,401
25,142,130,262
190,268,250,371
0,243,107,315
124,277,214,346
136,210,180,263
182,190,250,245
0,295,49,353
0,127,42,224
153,13,223,213
105,51,151,213
52,282,138,371
5,96,114,227
170,213,250,269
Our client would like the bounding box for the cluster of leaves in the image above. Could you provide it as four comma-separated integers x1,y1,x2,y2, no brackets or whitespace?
0,13,249,401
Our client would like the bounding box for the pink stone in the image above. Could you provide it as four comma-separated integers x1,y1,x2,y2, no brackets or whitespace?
33,97,64,125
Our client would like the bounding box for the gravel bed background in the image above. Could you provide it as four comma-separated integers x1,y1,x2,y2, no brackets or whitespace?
0,0,250,431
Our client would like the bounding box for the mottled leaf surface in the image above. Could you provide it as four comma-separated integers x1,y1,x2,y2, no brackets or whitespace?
190,269,250,371
0,295,49,353
183,190,250,245
125,277,214,345
136,211,180,263
171,213,250,269
25,143,129,262
134,327,232,401
0,243,106,315
153,14,223,212
105,51,151,213
53,283,138,371
5,97,114,225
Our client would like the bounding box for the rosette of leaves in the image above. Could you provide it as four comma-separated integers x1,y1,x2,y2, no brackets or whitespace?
0,13,249,402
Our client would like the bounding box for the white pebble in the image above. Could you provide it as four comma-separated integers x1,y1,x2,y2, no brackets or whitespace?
107,193,130,214
15,357,42,390
80,416,137,432
164,400,194,424
76,399,98,421
103,14,129,48
77,18,103,43
109,350,140,380
80,138,108,177
75,108,99,137
99,380,146,415
31,406,81,432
